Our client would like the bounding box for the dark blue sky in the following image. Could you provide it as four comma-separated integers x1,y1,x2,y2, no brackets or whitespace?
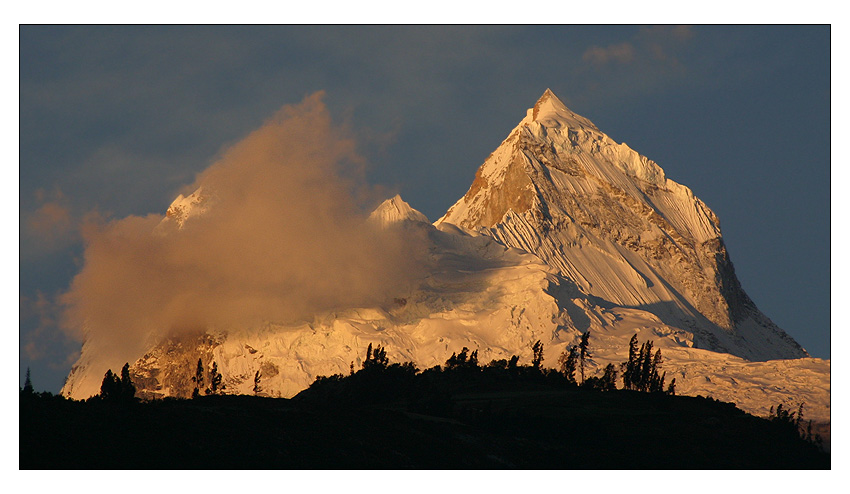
18,25,830,392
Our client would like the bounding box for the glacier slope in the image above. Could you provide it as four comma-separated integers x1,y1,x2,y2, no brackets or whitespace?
65,198,829,426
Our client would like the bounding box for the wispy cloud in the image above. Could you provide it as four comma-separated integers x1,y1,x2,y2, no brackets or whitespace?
22,188,79,260
20,291,79,369
582,26,694,68
583,42,636,66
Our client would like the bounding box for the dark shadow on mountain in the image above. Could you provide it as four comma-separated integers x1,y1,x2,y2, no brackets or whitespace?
545,276,592,333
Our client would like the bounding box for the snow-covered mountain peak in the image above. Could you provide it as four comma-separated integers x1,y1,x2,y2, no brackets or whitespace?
368,194,429,228
60,90,826,433
439,90,805,361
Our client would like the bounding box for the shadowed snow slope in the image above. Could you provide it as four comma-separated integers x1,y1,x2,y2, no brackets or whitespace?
62,91,828,430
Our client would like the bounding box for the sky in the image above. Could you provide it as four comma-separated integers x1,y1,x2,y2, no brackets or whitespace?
17,25,831,393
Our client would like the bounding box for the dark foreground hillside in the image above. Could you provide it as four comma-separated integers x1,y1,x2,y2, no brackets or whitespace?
20,381,828,469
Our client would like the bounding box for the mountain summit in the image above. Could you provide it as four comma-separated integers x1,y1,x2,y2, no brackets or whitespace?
368,194,430,228
530,89,600,131
438,89,804,361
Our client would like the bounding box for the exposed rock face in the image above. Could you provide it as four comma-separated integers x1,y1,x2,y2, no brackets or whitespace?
131,333,222,400
438,89,806,361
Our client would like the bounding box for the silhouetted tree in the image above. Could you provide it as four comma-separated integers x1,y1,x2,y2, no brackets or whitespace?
253,370,262,395
666,377,676,396
639,341,654,390
208,361,223,395
363,343,389,370
446,347,467,368
446,347,480,370
22,367,34,394
769,403,800,437
579,331,591,384
531,340,544,370
557,345,579,385
768,402,822,448
119,363,136,401
622,336,665,392
100,364,135,402
192,358,204,398
600,363,618,391
100,369,119,399
622,334,640,390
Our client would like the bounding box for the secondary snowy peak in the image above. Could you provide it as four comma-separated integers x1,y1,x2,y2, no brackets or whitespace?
162,187,209,229
368,194,429,228
438,89,805,361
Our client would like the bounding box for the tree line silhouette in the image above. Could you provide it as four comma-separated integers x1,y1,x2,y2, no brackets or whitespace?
19,331,829,469
305,331,679,405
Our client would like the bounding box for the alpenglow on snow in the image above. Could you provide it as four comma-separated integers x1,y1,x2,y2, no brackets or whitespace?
437,89,806,362
61,90,828,425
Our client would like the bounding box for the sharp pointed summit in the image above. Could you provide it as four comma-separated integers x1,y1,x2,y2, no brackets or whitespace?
531,88,560,119
526,88,599,131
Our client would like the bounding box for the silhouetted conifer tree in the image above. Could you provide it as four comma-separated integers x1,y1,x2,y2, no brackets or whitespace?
22,367,34,394
622,334,639,390
600,363,618,391
639,340,654,391
446,347,481,370
666,377,676,395
621,336,665,392
119,363,136,401
363,343,389,369
100,369,119,399
99,364,134,401
531,340,544,370
208,361,223,395
579,331,591,384
192,358,204,397
253,370,262,395
558,345,579,385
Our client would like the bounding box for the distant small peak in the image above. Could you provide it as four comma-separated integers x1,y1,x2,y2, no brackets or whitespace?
369,194,429,228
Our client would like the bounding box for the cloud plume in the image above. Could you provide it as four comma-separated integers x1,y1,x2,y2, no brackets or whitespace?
59,92,425,362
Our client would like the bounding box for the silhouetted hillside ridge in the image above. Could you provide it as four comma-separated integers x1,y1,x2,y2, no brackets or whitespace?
21,354,828,469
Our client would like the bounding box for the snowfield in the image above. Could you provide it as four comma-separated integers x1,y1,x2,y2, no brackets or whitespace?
62,90,829,437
